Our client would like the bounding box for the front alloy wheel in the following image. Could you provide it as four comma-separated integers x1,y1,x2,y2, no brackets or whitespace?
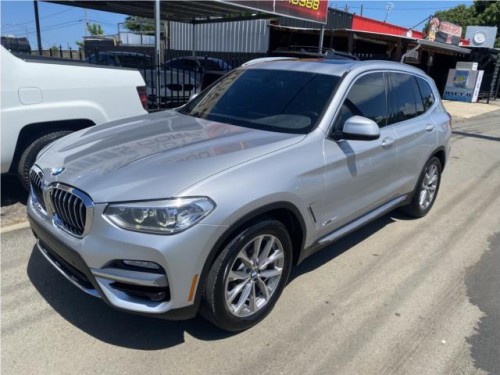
224,234,285,318
201,219,292,331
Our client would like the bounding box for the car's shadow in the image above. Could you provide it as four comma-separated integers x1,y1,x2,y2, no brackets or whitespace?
27,212,408,350
27,249,234,350
289,213,401,282
1,175,28,207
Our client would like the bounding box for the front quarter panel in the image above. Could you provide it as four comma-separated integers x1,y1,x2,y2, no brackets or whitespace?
179,132,326,250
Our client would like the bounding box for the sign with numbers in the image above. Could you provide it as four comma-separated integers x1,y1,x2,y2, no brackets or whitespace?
225,0,328,23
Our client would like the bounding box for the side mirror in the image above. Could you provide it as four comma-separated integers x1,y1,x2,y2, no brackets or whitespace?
342,116,380,140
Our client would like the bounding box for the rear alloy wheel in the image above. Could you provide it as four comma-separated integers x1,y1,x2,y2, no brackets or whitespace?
418,162,439,211
403,156,442,218
201,220,292,331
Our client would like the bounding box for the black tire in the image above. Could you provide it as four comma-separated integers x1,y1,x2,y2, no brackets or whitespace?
402,156,442,218
17,131,72,191
201,219,293,332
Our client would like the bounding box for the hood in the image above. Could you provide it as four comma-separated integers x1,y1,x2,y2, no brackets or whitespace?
36,110,305,202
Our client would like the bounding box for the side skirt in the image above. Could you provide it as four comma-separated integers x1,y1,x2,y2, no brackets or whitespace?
298,194,408,263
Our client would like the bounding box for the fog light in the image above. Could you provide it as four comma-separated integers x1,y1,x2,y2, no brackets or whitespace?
122,260,161,270
148,290,168,302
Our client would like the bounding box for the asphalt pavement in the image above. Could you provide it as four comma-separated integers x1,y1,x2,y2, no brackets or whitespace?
1,109,499,375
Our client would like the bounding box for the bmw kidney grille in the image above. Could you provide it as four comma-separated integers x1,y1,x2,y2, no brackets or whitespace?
30,168,93,237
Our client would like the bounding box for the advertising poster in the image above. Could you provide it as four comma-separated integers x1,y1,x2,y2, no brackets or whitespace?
453,70,469,88
426,17,462,46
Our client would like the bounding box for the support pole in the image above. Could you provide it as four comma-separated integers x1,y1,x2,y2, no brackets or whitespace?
348,32,354,54
318,24,325,52
33,0,42,55
155,0,161,108
84,9,88,36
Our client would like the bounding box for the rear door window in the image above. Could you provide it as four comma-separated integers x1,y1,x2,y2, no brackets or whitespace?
411,77,425,116
199,59,223,71
167,59,186,69
183,59,199,70
416,77,436,111
388,73,418,124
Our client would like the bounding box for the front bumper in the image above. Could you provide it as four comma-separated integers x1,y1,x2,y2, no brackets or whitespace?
28,196,227,320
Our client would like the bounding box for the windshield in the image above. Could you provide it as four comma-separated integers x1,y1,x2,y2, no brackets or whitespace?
179,69,340,134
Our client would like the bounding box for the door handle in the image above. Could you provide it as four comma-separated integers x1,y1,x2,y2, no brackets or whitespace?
426,124,435,132
381,137,395,148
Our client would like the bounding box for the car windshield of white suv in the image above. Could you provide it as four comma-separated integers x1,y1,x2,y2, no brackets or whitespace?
179,69,340,134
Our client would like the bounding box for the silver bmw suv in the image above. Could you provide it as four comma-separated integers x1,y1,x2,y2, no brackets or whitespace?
28,59,451,331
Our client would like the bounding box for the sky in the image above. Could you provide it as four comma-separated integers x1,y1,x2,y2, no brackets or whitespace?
1,0,474,49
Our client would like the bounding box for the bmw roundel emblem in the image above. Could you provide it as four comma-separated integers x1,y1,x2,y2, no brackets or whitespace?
51,167,65,176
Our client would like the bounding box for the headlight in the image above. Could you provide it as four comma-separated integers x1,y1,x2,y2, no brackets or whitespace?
104,197,215,234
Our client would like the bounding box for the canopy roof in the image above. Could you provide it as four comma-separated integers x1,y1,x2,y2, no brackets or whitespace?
47,0,320,24
333,29,471,55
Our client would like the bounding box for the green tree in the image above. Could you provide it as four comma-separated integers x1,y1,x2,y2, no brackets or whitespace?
473,0,500,46
87,23,104,36
431,4,478,37
49,44,60,55
123,16,154,34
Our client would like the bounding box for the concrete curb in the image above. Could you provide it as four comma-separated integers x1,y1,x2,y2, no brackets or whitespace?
0,221,30,234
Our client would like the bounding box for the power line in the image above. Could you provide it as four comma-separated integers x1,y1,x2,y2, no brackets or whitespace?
348,5,464,11
3,19,84,36
87,18,117,27
4,20,81,32
43,20,83,32
410,15,433,31
1,7,76,29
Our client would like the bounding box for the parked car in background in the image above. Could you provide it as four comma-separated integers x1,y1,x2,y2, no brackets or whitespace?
164,56,232,72
0,45,148,189
27,59,451,332
86,50,199,107
85,51,153,68
165,56,233,90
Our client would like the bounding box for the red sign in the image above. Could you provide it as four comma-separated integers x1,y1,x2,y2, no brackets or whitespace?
438,21,462,37
276,0,328,23
226,0,328,24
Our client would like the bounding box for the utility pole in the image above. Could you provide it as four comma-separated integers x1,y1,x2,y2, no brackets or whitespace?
33,0,42,55
360,4,364,16
84,9,88,36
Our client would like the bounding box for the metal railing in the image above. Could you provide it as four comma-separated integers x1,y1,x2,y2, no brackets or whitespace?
83,48,266,110
27,45,84,60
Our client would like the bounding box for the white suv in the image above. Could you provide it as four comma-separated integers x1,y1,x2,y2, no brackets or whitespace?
1,46,148,189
